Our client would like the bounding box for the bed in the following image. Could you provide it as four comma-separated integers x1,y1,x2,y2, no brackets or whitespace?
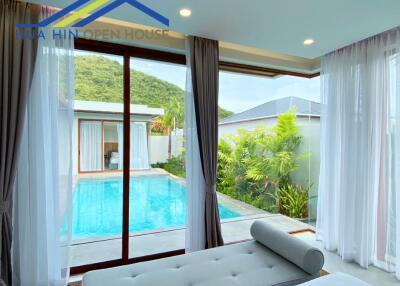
82,221,324,286
108,151,120,170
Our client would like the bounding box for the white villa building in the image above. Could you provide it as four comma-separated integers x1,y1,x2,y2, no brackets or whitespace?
72,100,164,175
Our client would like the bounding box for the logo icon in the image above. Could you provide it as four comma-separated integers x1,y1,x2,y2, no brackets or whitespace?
17,0,169,28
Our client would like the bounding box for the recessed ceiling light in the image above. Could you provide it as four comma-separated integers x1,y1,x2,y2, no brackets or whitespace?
303,39,315,46
180,8,192,17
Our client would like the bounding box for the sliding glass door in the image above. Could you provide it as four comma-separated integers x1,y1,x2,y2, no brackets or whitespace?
72,50,124,267
217,70,321,243
129,57,187,258
72,46,187,269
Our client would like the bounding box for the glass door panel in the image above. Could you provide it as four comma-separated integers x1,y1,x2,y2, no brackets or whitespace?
71,50,124,266
218,71,321,243
129,57,187,258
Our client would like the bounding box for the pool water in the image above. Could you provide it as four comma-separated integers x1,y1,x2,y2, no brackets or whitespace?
73,176,240,239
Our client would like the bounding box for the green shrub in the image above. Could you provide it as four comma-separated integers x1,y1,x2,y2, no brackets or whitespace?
272,184,310,218
152,154,186,178
217,139,235,194
217,109,311,218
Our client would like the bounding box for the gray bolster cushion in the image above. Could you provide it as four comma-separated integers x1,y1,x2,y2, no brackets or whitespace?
250,221,324,275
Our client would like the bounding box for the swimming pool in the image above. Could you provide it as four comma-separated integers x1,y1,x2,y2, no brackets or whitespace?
72,175,240,239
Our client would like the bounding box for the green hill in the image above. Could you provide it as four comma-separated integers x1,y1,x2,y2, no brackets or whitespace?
75,56,233,122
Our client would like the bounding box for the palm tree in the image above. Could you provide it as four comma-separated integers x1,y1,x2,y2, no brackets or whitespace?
169,97,184,131
158,98,184,159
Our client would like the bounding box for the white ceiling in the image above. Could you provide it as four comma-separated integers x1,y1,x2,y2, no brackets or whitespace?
25,0,400,59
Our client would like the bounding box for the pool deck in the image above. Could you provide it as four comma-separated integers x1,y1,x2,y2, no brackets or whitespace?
71,169,313,267
74,168,172,183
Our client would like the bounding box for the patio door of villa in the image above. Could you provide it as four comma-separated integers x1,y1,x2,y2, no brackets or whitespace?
78,120,152,173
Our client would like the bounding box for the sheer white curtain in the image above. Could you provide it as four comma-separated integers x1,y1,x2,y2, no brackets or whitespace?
117,122,124,170
80,121,102,172
317,27,400,278
130,122,150,170
185,40,206,252
12,7,75,285
117,122,150,170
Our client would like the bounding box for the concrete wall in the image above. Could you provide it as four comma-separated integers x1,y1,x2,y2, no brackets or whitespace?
150,133,184,164
291,118,320,220
219,118,278,141
218,116,320,220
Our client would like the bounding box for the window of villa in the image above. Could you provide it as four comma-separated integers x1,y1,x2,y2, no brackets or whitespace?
218,71,321,243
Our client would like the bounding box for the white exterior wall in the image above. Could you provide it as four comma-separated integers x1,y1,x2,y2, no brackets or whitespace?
218,117,320,220
149,136,169,164
219,118,278,141
292,118,320,220
150,133,184,164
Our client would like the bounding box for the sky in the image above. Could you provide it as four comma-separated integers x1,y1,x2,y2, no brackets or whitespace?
132,58,321,113
131,58,321,113
75,51,320,114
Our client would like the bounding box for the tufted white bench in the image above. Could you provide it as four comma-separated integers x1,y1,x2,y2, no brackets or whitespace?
83,221,324,286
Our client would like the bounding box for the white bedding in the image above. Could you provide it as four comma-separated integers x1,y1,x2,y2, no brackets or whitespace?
109,152,120,164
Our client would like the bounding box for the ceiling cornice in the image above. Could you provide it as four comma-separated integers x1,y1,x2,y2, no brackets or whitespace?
79,17,321,74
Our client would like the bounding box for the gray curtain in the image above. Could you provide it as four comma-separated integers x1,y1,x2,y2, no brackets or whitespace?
0,1,39,284
188,36,224,248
